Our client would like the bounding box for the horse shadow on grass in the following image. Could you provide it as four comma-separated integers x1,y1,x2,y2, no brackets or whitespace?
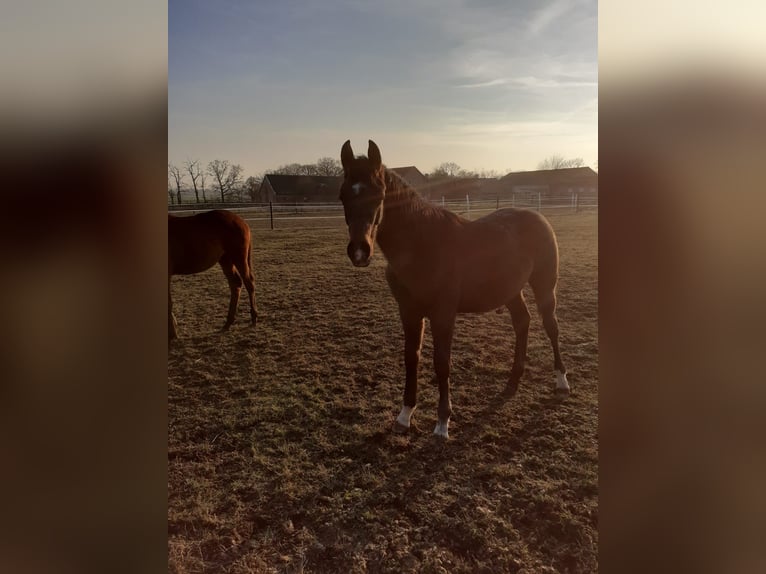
269,369,572,567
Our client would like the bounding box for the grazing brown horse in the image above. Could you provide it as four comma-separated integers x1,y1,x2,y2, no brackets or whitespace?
339,140,569,438
168,210,257,340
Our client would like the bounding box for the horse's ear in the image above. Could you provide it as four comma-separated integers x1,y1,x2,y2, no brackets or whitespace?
368,140,382,171
340,140,354,174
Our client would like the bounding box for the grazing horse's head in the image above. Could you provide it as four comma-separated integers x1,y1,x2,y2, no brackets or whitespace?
339,139,385,267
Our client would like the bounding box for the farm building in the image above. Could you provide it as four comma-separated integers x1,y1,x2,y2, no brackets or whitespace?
257,166,428,203
389,166,428,187
419,177,506,201
499,166,598,201
257,175,343,203
415,167,597,204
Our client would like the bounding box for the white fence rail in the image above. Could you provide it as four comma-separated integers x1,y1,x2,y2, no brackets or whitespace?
168,192,597,230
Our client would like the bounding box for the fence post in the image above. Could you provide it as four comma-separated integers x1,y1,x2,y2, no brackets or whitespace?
496,196,499,210
512,193,515,208
269,201,274,230
466,194,470,218
442,196,445,208
575,193,580,213
538,192,541,212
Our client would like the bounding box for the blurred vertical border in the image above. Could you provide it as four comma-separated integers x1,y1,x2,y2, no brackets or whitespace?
600,1,766,572
0,1,167,573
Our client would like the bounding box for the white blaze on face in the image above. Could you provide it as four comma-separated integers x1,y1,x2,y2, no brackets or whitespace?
354,249,365,264
396,405,414,427
352,183,365,195
555,370,570,391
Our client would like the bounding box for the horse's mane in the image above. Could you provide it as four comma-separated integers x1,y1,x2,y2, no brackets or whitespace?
382,165,442,218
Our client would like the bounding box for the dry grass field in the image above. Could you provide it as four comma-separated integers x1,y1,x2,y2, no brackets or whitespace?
168,210,598,573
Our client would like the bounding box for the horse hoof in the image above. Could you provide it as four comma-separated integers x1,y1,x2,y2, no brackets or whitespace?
554,387,570,398
506,381,519,397
433,422,449,439
392,421,410,434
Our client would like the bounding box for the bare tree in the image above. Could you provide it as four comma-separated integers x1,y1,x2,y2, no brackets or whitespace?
184,159,203,203
270,163,299,175
168,163,185,205
208,160,244,202
228,165,244,199
537,155,585,170
477,169,501,179
230,184,245,202
244,175,261,202
271,162,319,176
315,157,343,176
208,159,230,202
199,169,207,202
430,162,464,179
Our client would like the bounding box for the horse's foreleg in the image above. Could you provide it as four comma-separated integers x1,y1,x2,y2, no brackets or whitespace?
394,310,424,433
431,313,456,438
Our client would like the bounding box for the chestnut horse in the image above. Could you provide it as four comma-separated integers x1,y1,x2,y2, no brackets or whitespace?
168,210,257,340
339,140,569,438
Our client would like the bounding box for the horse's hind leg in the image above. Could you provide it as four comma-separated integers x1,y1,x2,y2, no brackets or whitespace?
219,256,242,330
233,244,257,326
507,292,531,395
532,286,570,395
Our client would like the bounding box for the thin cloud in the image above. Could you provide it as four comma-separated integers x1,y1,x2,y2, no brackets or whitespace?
456,76,597,89
527,0,575,36
456,78,511,89
169,0,597,174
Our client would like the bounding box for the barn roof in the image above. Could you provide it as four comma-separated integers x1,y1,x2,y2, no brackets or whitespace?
500,166,598,186
389,166,427,186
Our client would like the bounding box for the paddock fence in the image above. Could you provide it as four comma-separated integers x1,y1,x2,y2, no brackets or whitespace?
168,192,597,231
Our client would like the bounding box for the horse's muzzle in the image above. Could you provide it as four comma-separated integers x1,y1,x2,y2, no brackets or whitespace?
347,240,372,267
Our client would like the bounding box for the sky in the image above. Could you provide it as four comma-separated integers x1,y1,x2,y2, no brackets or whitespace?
169,0,597,178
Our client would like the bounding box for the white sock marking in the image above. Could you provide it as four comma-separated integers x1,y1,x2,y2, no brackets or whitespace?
555,370,570,391
433,419,450,438
396,405,414,427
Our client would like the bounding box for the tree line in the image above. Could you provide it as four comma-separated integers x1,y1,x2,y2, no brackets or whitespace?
167,157,345,205
168,154,586,204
